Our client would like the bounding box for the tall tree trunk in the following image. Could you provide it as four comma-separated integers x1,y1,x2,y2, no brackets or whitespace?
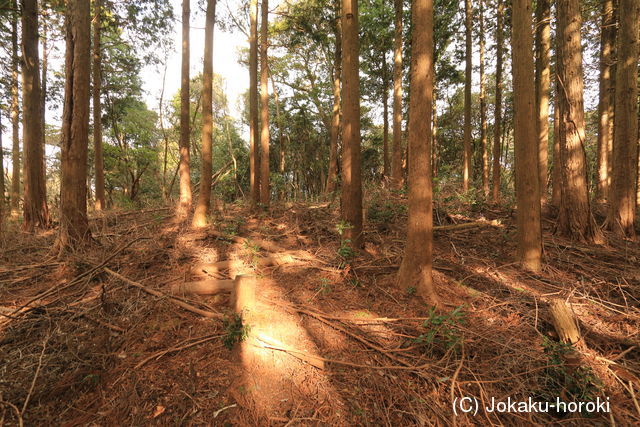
58,0,91,248
512,0,542,271
0,110,5,227
41,9,47,182
341,0,363,248
463,0,472,192
326,3,341,195
552,84,562,207
22,0,50,232
479,0,488,196
491,0,504,203
192,0,217,227
432,83,438,178
382,55,389,179
178,0,192,217
249,0,260,206
607,0,638,237
11,0,20,215
596,0,616,202
391,0,403,189
535,0,550,204
259,0,270,207
93,0,105,211
556,0,601,243
397,0,436,305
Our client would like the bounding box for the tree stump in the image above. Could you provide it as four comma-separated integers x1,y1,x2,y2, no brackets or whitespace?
548,297,581,345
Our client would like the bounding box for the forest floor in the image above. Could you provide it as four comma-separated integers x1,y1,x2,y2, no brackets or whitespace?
1,189,640,426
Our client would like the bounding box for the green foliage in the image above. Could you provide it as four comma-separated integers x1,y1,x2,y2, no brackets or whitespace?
317,278,332,295
414,306,466,354
538,337,603,414
222,314,250,350
368,197,407,223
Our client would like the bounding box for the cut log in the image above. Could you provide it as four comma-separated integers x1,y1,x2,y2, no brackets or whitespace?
433,219,500,232
191,253,303,277
232,274,257,314
169,279,235,296
548,298,581,345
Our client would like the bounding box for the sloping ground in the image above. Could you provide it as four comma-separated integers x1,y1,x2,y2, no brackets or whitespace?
1,194,639,425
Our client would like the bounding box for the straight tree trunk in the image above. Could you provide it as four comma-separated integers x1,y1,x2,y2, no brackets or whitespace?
326,3,341,194
249,0,260,206
192,0,217,227
178,0,192,217
535,0,551,204
512,0,542,271
556,0,601,243
41,10,47,182
397,0,436,305
596,0,616,202
58,0,91,248
382,55,389,179
22,0,49,231
491,0,504,203
0,110,5,226
607,0,638,237
479,0,488,196
391,0,403,189
552,85,562,207
11,0,20,215
259,0,270,207
93,0,105,211
432,83,438,178
463,0,473,192
340,0,363,248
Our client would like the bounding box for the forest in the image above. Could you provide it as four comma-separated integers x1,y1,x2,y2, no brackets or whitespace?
0,0,639,424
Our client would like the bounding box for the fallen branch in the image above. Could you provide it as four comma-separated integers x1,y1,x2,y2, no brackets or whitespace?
433,219,501,232
103,268,223,319
135,333,223,369
169,279,235,296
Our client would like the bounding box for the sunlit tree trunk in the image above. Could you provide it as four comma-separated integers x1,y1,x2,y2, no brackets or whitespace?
398,0,436,305
391,0,403,189
491,0,504,203
596,0,616,202
249,0,260,206
193,0,217,227
58,0,91,249
41,9,48,182
341,0,363,248
479,0,488,196
0,110,5,228
93,0,105,211
512,0,542,271
535,0,550,204
462,0,472,192
607,0,638,237
326,1,341,194
556,0,601,243
382,55,389,179
22,0,50,232
178,0,192,217
11,0,20,216
259,0,270,207
552,84,562,207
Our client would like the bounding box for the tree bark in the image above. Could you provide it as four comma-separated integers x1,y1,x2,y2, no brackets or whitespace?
326,4,341,195
178,0,192,217
596,0,616,203
249,0,260,207
391,0,403,189
382,55,389,179
462,0,472,192
192,0,217,227
552,83,562,207
340,0,363,248
22,0,50,232
491,0,504,203
607,0,638,237
479,0,488,197
397,0,436,305
535,0,550,204
556,0,601,243
259,0,270,207
58,0,91,248
93,0,105,211
0,110,5,227
11,0,20,215
512,0,542,271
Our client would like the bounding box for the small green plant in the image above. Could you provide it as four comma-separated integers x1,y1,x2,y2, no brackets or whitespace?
337,239,356,260
335,220,353,236
406,286,417,296
538,337,603,415
348,277,362,288
222,314,250,350
317,278,332,295
414,306,466,354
